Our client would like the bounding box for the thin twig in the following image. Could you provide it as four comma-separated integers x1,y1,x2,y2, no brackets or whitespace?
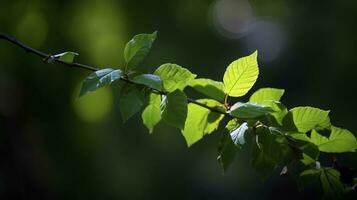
0,32,230,117
0,32,98,71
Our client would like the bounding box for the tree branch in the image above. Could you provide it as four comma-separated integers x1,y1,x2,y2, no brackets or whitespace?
0,32,230,117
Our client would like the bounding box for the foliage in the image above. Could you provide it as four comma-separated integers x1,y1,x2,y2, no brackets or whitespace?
54,51,79,63
43,32,357,199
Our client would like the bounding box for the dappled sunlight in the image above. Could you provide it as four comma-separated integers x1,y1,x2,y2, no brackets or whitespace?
210,0,253,38
68,0,126,67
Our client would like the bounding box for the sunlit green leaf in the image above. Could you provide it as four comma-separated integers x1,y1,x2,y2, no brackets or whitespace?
142,93,161,133
310,127,357,153
182,99,225,146
249,88,286,125
56,51,79,63
283,106,331,133
268,102,288,126
217,119,239,173
189,78,225,102
161,90,187,129
124,31,157,69
154,63,196,92
229,102,273,119
79,68,122,97
131,74,163,91
119,85,145,122
287,132,311,142
300,153,319,166
249,88,284,107
223,51,259,97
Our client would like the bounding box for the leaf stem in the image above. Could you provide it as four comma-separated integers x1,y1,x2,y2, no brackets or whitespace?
224,94,229,109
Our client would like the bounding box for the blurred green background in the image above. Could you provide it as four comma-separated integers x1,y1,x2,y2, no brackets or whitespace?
1,0,356,199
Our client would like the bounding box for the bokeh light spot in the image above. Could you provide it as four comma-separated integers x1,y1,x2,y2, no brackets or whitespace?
211,0,252,39
69,1,126,67
243,20,287,62
73,84,114,123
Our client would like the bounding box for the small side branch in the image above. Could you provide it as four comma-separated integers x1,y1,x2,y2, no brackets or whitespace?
0,32,231,117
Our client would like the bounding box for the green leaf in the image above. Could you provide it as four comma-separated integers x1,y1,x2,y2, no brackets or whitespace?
303,143,321,163
131,74,163,91
252,127,294,179
124,31,157,69
249,87,287,126
249,88,285,107
283,106,331,133
141,93,161,133
252,141,275,179
320,168,344,199
251,127,277,179
223,51,259,97
119,85,145,122
229,102,273,119
230,122,249,147
268,102,288,126
225,119,240,132
301,168,321,176
79,68,123,97
288,132,311,142
300,153,319,166
217,119,239,173
154,63,197,92
286,134,319,163
55,51,79,63
182,99,225,146
298,168,321,190
189,78,225,102
161,90,188,130
310,127,357,153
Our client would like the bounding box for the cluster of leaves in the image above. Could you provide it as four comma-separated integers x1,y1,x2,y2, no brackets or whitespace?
60,32,357,199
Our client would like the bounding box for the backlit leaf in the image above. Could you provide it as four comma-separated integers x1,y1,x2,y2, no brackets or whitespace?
283,106,331,133
268,102,288,126
189,78,225,102
55,51,79,63
223,51,259,97
287,132,310,142
182,99,225,146
142,93,161,133
154,63,196,92
310,127,357,153
249,88,285,107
